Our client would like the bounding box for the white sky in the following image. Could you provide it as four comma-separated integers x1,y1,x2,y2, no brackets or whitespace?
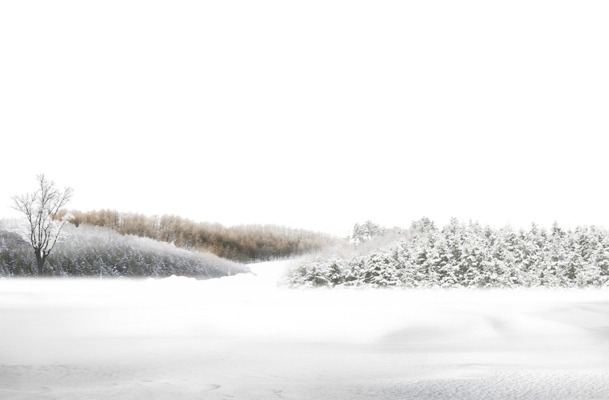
1,1,608,237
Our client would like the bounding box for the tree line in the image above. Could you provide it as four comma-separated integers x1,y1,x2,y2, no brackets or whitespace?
60,209,334,262
288,218,609,288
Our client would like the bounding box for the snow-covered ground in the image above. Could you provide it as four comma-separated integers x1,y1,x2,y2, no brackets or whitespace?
1,261,609,399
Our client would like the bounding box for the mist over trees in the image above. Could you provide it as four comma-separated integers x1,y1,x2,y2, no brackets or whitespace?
351,220,387,244
61,210,334,262
0,222,245,278
288,218,609,288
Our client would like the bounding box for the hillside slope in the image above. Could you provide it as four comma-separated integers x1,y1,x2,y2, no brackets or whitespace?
0,221,246,278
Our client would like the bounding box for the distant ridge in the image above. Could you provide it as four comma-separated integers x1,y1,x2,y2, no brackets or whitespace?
60,209,334,262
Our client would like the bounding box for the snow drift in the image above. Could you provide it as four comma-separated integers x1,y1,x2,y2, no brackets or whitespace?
1,261,609,399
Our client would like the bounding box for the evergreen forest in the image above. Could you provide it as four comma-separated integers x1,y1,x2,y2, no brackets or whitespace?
287,218,609,288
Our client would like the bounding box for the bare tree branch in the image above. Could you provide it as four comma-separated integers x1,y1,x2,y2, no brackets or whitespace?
11,175,73,275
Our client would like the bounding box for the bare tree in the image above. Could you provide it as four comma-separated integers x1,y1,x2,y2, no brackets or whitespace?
12,175,73,275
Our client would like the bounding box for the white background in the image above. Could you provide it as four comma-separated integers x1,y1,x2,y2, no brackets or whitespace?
1,1,608,236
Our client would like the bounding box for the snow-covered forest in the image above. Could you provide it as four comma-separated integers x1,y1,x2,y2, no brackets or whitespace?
0,221,246,278
61,210,334,262
288,219,609,288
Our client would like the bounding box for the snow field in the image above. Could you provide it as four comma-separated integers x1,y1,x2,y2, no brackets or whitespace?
1,261,609,399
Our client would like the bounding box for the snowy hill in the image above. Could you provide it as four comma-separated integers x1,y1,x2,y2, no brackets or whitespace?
0,221,247,278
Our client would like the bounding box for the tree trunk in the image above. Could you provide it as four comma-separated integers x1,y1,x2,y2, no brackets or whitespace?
34,249,45,276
